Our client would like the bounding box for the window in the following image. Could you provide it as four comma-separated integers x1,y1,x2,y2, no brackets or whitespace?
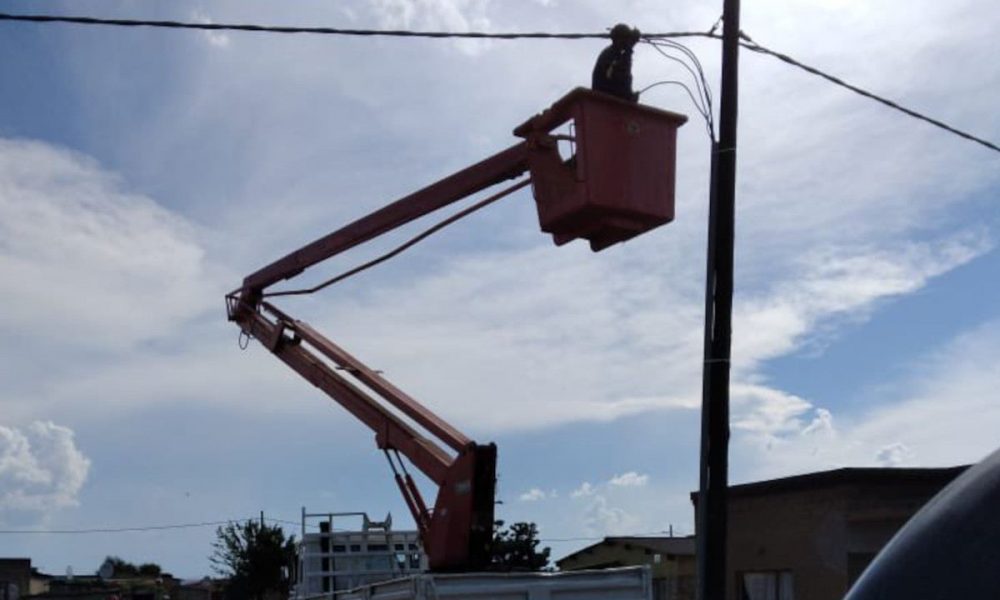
350,544,361,552
368,544,388,552
740,571,794,600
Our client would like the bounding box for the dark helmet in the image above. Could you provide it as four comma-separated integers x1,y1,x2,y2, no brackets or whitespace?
610,23,640,45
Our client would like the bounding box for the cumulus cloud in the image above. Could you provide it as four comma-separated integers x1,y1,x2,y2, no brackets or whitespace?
875,443,913,467
583,495,640,536
735,319,1000,480
0,422,90,513
609,472,650,487
518,488,547,502
570,482,595,498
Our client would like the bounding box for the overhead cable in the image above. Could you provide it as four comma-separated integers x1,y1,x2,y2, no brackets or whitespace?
0,516,323,535
1,11,995,154
0,519,244,534
734,32,1000,154
0,12,706,40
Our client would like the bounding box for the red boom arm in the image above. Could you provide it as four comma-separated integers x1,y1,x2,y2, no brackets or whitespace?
227,141,533,572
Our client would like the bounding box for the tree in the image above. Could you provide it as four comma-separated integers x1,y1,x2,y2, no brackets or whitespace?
490,520,551,571
98,556,162,578
137,563,162,576
211,520,296,600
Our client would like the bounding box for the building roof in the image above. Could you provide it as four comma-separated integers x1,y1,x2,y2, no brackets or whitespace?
556,535,695,567
689,465,969,502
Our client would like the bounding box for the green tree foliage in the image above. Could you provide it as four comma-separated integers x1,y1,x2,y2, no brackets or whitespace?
490,520,551,571
99,556,162,578
211,520,296,600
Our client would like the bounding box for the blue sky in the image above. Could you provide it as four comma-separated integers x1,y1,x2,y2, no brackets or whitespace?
1,0,999,579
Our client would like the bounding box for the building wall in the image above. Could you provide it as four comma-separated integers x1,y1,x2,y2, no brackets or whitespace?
725,486,848,600
722,478,957,600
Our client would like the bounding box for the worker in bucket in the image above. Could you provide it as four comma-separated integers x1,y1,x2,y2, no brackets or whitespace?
592,23,641,102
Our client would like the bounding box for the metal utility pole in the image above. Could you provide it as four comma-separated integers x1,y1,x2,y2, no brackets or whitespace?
697,0,741,598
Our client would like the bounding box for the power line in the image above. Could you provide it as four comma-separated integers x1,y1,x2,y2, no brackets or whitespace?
0,519,245,534
0,516,316,535
0,12,705,40
1,12,995,154
734,32,1000,154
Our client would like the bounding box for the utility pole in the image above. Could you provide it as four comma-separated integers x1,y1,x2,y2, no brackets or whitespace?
697,0,741,599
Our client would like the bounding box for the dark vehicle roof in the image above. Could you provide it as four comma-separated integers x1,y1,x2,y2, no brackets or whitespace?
846,446,1000,599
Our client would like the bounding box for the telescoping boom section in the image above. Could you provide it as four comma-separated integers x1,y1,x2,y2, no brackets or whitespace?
227,88,686,572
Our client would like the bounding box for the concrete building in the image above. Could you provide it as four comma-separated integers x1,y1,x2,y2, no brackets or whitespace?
556,536,696,600
294,509,426,597
692,465,967,600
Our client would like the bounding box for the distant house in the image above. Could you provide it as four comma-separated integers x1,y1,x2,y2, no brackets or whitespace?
27,562,179,600
0,559,31,599
556,536,696,600
176,578,226,600
691,465,968,600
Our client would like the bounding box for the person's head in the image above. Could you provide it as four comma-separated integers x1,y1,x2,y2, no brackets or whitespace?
609,23,640,48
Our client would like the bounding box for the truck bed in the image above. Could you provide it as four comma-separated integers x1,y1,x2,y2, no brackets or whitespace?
331,566,652,600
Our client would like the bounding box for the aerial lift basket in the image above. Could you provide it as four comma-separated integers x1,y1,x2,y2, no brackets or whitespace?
515,87,688,251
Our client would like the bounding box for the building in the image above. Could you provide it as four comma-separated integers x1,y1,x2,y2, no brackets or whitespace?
0,559,31,599
692,465,968,600
294,509,426,597
175,578,226,600
556,536,696,600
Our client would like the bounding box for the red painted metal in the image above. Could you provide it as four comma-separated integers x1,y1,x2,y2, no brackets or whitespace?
227,297,497,570
240,142,530,298
226,143,531,572
227,90,686,572
515,87,687,250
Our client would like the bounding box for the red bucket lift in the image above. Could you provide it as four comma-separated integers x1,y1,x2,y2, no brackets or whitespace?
228,89,686,572
517,87,688,251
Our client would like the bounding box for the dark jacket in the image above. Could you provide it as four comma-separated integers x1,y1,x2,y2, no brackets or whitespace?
592,44,637,102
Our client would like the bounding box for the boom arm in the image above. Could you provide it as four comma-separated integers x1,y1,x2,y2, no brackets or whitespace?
227,87,686,572
227,142,533,572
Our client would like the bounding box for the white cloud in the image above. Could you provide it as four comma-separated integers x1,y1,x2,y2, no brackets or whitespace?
583,495,640,536
192,10,231,48
735,319,1000,480
570,482,595,498
609,472,650,487
0,422,90,514
875,443,913,467
0,138,218,351
368,0,493,55
519,488,547,502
